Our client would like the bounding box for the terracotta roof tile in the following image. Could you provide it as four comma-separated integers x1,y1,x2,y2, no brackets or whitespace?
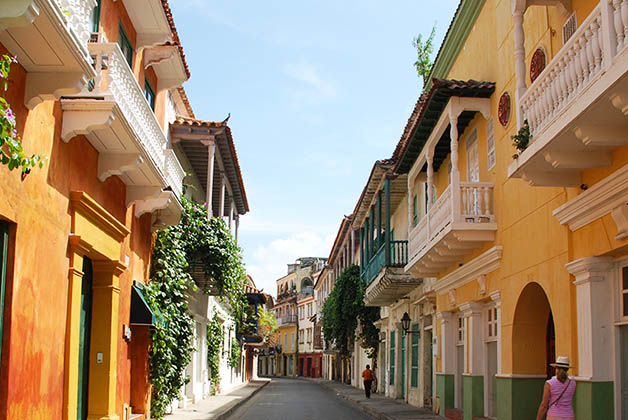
161,0,191,79
174,116,250,213
176,87,195,119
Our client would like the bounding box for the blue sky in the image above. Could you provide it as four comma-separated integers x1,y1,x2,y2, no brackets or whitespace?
170,1,460,295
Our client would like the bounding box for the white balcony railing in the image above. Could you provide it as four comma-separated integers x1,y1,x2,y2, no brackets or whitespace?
88,42,168,170
409,181,495,264
55,0,95,52
164,149,185,198
520,0,627,136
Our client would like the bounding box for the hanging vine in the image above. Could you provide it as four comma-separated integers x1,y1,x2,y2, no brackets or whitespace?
207,313,223,395
227,337,242,369
145,225,195,419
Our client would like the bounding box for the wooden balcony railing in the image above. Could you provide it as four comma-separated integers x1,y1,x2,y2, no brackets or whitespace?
362,240,408,286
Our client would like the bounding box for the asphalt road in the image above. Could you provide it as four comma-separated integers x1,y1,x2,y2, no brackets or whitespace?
227,377,375,420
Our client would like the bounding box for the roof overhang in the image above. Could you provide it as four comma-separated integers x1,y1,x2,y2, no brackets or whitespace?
396,79,495,175
144,44,189,91
121,0,172,49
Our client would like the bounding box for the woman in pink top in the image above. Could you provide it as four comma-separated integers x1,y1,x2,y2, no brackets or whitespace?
536,356,577,420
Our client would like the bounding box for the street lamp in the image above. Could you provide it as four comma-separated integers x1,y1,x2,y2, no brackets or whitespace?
401,312,420,336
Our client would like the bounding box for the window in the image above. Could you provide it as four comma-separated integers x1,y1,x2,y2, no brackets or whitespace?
487,307,498,339
284,333,288,349
412,194,418,227
307,303,312,317
622,266,628,317
144,78,156,111
487,119,495,170
299,329,304,343
118,22,134,68
411,323,419,387
291,333,295,351
457,316,465,344
389,331,395,385
0,222,8,365
90,0,101,32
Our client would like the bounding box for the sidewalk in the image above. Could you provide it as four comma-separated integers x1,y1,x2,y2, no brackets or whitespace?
165,379,270,420
307,378,446,420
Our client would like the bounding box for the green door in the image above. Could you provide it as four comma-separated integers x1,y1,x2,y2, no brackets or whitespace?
77,257,93,420
401,330,406,398
389,331,395,386
0,222,8,366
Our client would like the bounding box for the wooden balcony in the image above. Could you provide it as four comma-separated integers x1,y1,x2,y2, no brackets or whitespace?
363,240,423,306
406,180,497,277
509,0,628,186
0,0,97,108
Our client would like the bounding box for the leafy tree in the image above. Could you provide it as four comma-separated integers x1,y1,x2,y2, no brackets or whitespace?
207,313,223,395
413,25,437,85
257,307,279,346
227,337,242,369
321,265,380,358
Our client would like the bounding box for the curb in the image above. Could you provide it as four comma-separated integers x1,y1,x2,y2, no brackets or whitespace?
213,379,271,420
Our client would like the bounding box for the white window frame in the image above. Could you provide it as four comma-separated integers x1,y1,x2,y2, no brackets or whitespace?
614,256,628,420
487,118,495,170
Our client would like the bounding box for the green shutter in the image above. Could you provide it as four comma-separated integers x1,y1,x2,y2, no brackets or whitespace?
411,322,419,387
390,331,395,385
0,222,8,366
144,78,156,110
412,195,418,226
118,23,134,68
91,0,101,32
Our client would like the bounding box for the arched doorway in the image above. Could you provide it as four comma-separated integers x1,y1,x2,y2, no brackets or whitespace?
512,282,554,374
507,282,555,419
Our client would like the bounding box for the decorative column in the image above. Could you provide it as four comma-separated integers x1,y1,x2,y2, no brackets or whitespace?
359,228,364,275
385,178,391,265
460,302,485,419
377,192,383,248
436,311,455,415
565,256,614,420
449,109,462,223
513,4,527,128
351,229,355,265
64,237,88,420
235,215,240,245
88,260,126,420
218,176,226,218
427,151,434,209
201,138,215,217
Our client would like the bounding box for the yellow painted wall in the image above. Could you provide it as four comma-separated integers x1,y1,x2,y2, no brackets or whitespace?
428,0,607,378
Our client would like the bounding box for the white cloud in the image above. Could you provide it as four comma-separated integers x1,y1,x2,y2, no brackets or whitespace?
282,59,337,107
246,231,335,297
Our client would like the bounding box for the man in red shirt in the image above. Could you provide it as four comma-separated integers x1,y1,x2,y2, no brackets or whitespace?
362,364,373,398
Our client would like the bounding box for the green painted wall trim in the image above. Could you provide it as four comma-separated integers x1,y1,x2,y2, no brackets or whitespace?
436,374,455,416
496,376,545,420
463,375,484,420
574,381,614,420
425,0,487,92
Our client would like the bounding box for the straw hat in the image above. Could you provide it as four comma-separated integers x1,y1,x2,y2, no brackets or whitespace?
549,356,573,369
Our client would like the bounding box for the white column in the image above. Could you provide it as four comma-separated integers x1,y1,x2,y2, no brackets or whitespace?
437,311,455,374
490,291,502,375
219,176,226,218
460,302,484,375
449,110,462,222
513,5,527,128
229,200,234,231
566,256,614,380
201,139,215,216
351,229,355,264
235,215,240,245
427,151,434,208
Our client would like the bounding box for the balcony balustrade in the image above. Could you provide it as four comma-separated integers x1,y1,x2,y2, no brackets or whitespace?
362,240,408,286
0,0,97,108
510,0,628,186
277,315,297,326
406,180,496,278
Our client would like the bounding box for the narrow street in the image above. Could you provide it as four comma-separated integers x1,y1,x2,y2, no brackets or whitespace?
227,378,374,420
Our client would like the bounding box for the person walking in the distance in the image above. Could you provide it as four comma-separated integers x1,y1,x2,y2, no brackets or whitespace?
362,364,373,399
536,356,577,420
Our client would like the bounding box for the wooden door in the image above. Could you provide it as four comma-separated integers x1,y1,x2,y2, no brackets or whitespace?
621,325,628,419
487,341,498,417
466,130,480,214
77,257,93,420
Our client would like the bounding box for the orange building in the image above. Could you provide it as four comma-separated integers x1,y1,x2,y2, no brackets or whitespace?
0,1,191,419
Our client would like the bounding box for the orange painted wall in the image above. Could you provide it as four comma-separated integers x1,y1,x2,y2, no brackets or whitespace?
0,36,154,420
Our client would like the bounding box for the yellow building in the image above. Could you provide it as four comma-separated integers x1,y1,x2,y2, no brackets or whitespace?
374,0,628,419
274,271,298,376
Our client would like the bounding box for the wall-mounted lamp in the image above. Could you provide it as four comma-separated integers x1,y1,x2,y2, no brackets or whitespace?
401,312,420,336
